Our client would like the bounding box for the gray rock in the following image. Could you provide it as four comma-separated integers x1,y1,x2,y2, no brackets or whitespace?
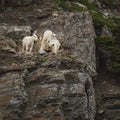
25,12,96,120
0,73,28,120
6,0,32,6
0,35,17,53
0,12,96,120
0,24,32,39
101,25,112,37
40,12,96,74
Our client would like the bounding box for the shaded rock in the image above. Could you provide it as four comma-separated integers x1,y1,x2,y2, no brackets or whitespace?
22,12,96,120
0,72,28,120
101,25,112,37
95,73,120,120
0,12,96,120
90,0,102,8
0,54,39,74
6,0,32,6
0,35,17,53
26,69,95,120
0,24,32,39
39,12,96,73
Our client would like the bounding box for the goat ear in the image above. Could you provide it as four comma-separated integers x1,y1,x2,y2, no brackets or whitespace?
35,30,37,33
53,33,56,37
33,30,37,34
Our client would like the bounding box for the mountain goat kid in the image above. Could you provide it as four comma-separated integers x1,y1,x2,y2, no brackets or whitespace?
39,30,56,54
22,31,38,54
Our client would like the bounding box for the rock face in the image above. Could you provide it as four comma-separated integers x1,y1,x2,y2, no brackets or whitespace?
0,24,31,38
101,25,112,37
0,24,32,53
0,12,96,120
95,73,120,120
6,0,32,6
1,0,43,7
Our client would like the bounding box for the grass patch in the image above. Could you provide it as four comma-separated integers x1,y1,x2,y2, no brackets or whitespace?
38,57,47,63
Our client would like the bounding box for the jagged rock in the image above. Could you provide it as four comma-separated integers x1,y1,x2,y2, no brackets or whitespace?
6,0,32,6
1,0,43,7
25,69,95,120
88,0,102,8
101,25,112,37
24,12,96,120
40,12,96,72
0,72,28,120
0,24,32,39
95,73,120,120
0,35,17,53
0,12,96,120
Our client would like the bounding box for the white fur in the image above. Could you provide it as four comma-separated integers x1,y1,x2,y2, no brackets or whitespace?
22,31,38,54
39,30,56,54
48,37,61,55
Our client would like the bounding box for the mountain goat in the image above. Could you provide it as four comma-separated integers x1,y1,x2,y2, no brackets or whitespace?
39,30,56,54
48,36,61,55
22,31,38,54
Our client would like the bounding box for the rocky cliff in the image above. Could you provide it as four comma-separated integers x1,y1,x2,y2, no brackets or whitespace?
0,10,96,120
0,0,120,120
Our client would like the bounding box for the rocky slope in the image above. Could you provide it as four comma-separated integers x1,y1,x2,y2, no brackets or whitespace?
0,5,96,120
0,0,120,120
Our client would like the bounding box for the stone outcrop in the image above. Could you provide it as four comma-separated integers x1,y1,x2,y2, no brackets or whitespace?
0,35,17,53
95,73,120,120
0,12,96,120
0,24,32,53
0,24,31,38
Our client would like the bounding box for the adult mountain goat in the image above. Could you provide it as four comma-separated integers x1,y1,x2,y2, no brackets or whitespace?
39,30,56,54
48,36,61,55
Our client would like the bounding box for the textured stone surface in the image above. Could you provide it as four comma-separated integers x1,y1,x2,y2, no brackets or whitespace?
40,12,96,72
101,25,112,37
0,24,31,38
95,73,120,120
25,68,95,120
0,24,32,53
6,0,32,6
0,12,96,120
0,72,27,120
0,35,17,53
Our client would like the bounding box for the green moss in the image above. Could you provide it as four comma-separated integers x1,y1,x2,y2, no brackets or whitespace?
96,36,120,73
107,63,120,73
68,55,76,61
111,18,120,35
71,1,118,30
91,11,105,28
38,57,47,63
90,11,117,30
96,36,115,45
